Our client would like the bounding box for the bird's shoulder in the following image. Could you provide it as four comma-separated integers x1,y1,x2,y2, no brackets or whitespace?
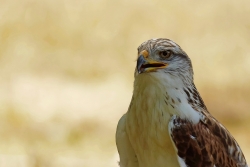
116,114,139,167
168,114,248,167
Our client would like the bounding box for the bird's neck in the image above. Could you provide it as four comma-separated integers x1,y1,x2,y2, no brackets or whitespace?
126,74,181,166
132,73,204,123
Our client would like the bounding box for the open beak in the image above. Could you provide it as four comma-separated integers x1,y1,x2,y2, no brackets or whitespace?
137,50,168,74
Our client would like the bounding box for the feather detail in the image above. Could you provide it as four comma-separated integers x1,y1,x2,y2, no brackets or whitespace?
168,115,248,167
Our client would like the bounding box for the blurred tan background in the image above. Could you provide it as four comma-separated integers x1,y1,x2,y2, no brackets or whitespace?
0,0,250,166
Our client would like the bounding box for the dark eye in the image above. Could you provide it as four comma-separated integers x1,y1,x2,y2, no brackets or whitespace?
159,50,171,59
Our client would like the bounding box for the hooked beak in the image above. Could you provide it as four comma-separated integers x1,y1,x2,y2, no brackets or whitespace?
136,50,168,74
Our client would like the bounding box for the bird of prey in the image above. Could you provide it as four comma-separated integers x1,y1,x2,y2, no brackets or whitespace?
116,38,248,167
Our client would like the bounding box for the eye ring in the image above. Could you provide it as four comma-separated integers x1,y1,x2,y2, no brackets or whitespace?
159,50,172,59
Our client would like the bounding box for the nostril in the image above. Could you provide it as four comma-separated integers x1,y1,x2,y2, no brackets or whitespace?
139,50,149,58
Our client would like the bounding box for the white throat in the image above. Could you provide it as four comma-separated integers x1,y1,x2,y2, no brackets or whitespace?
133,72,201,124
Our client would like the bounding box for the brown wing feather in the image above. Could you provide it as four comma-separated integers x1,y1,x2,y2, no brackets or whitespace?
169,115,247,167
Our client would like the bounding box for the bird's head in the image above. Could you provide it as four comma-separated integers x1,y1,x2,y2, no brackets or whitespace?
135,38,194,85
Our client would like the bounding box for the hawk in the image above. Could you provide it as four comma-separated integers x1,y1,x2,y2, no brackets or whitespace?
116,38,248,167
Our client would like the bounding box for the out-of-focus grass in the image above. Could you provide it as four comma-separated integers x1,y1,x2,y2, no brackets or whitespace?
0,107,116,167
0,0,250,166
